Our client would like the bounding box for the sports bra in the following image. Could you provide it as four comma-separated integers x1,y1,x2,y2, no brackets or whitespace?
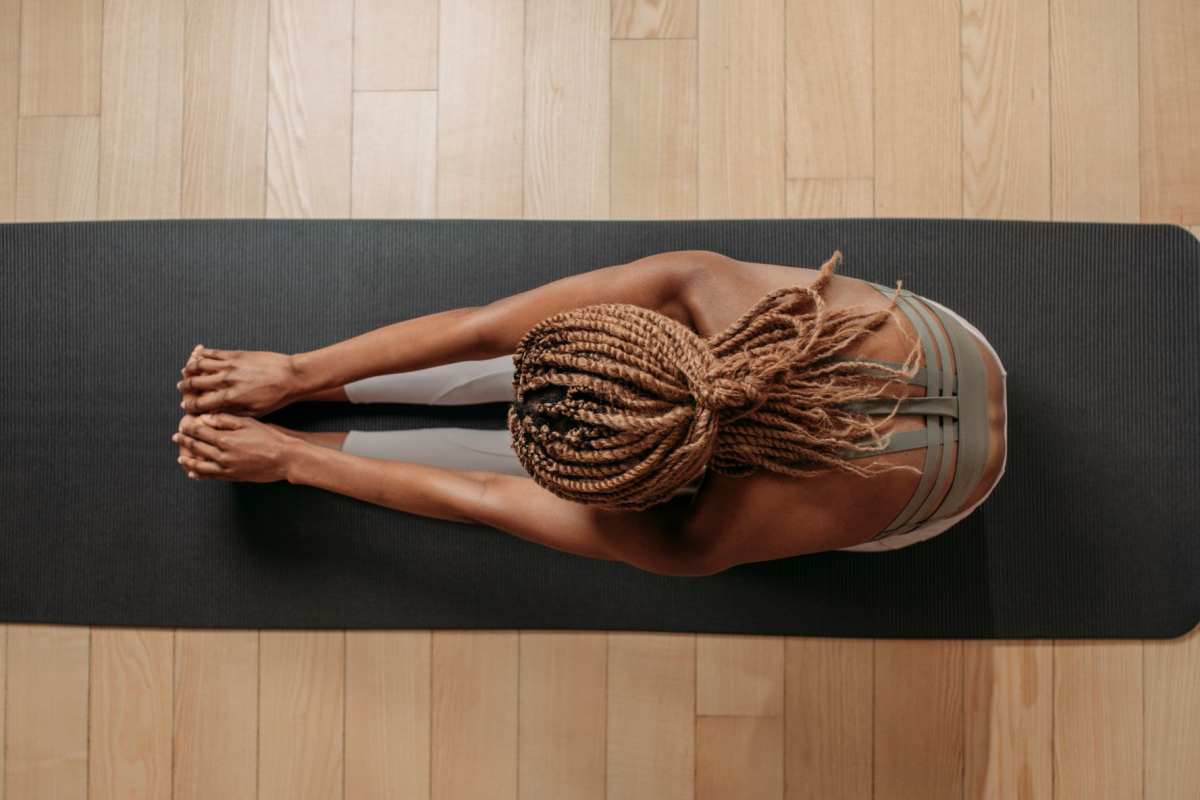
824,281,995,544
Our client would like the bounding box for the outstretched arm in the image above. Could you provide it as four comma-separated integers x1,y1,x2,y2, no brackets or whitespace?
282,438,716,577
289,250,706,394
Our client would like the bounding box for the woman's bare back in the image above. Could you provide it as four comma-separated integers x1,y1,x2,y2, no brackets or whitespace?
665,252,1007,563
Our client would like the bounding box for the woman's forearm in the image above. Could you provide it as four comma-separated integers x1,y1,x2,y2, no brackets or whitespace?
290,306,487,394
284,438,486,524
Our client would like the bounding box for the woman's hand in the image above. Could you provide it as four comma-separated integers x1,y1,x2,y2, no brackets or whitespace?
178,345,304,418
172,413,300,482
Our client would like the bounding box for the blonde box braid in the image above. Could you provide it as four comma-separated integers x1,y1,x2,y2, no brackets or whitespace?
506,251,925,511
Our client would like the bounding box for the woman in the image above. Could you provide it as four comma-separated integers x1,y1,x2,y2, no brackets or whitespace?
172,250,1008,575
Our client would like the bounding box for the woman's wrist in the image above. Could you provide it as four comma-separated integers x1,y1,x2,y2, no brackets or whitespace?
282,437,324,485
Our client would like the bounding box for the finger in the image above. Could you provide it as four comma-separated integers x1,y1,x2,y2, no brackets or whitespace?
199,348,235,361
200,412,245,430
181,389,229,414
184,420,225,448
174,432,223,462
183,356,228,376
178,372,229,394
189,459,227,477
179,452,225,479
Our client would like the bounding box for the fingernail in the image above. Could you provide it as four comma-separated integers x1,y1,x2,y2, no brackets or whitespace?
176,381,183,389
177,456,184,463
180,402,185,409
189,472,197,479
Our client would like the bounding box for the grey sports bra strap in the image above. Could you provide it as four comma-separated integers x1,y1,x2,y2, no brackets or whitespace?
839,394,958,418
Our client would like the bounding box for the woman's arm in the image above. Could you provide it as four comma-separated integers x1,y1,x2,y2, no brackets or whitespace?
283,439,716,577
289,250,706,394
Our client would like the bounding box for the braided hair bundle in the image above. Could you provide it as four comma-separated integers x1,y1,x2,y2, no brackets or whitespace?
506,251,924,511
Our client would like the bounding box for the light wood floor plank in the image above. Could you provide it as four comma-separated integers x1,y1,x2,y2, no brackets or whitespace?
874,640,964,800
88,629,173,800
1145,626,1200,800
181,0,269,217
1049,0,1139,222
961,0,1050,219
696,716,783,800
172,631,258,800
1053,642,1143,800
784,638,872,800
437,0,524,218
785,0,872,180
964,642,1053,800
873,0,961,217
351,91,437,218
259,631,345,800
266,0,352,218
344,632,431,800
353,0,437,91
5,625,89,800
1138,0,1200,225
697,0,785,217
611,39,697,219
612,0,696,38
524,0,609,219
0,0,16,220
18,0,101,116
518,633,607,800
696,634,782,716
431,632,518,800
607,632,695,800
16,115,98,221
786,178,873,218
98,0,184,220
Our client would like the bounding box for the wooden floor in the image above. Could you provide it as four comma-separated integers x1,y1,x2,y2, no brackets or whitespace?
1,1,1198,798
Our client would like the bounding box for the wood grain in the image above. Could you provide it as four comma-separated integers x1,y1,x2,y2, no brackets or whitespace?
612,0,697,38
1049,0,1139,222
18,0,101,116
611,39,697,219
875,640,963,800
784,638,872,800
1138,0,1200,225
98,0,184,220
181,0,269,217
344,632,431,800
258,632,344,800
16,115,98,221
518,633,607,800
266,0,353,217
431,632,518,800
5,625,89,800
1054,642,1143,799
961,0,1050,219
786,178,873,218
0,0,17,221
353,0,437,91
437,0,524,218
697,0,785,217
607,633,695,800
88,629,173,800
696,716,783,799
351,91,437,218
696,634,783,716
785,0,872,179
873,0,961,217
172,631,258,800
524,0,609,218
1145,625,1200,800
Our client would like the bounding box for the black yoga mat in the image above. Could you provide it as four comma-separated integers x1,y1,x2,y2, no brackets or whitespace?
1,218,1197,639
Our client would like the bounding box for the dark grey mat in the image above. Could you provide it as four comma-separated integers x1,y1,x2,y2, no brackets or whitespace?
1,218,1197,639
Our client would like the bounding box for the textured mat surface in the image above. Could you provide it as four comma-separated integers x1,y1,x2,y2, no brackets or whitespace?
1,218,1197,638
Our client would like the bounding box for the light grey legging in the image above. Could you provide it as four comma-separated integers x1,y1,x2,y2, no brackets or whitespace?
341,356,704,498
